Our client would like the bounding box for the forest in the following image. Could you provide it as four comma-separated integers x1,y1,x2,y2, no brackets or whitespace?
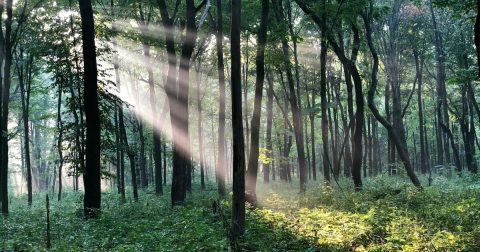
0,0,479,251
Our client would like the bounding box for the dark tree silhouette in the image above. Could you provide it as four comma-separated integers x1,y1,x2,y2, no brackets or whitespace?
231,0,245,242
79,0,101,218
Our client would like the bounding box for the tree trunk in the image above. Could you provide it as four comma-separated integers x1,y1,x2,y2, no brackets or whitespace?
264,71,274,183
79,0,101,218
143,41,163,195
415,50,428,174
56,81,64,201
310,91,317,181
118,108,138,201
245,0,269,205
342,27,364,190
158,0,201,204
215,0,227,197
231,0,245,241
196,70,206,190
19,52,33,205
475,0,480,78
320,32,330,182
163,142,167,185
468,100,478,173
439,121,462,172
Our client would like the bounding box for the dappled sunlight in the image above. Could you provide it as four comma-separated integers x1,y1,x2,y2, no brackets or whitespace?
246,176,475,251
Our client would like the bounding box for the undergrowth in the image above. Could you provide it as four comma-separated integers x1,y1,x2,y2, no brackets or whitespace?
1,174,479,251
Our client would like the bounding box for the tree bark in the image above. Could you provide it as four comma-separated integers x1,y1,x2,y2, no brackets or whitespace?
18,51,33,205
310,91,317,181
231,0,245,241
56,80,64,201
476,0,480,78
415,49,428,174
196,69,205,190
215,0,227,197
320,28,330,183
245,0,269,205
79,0,101,218
118,108,138,201
264,71,274,183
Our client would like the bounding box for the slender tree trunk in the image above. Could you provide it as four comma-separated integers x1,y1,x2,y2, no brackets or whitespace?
477,0,480,78
310,91,317,181
118,108,138,201
423,100,432,176
439,121,462,172
19,53,33,205
196,70,205,190
329,81,340,179
137,121,147,188
143,41,163,195
372,117,379,174
163,142,167,185
231,0,245,241
56,81,64,201
243,64,250,163
0,0,5,213
215,0,227,197
385,75,393,169
468,100,478,173
245,0,269,204
264,71,274,183
368,116,373,175
115,108,121,193
414,50,428,174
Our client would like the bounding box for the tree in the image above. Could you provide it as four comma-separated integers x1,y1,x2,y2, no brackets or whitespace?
79,0,101,218
0,0,37,214
17,49,33,205
157,0,207,205
0,0,14,215
363,3,422,188
216,0,227,197
379,0,415,177
272,0,308,193
475,0,480,78
245,0,269,205
136,1,162,195
231,0,245,242
264,71,274,183
414,49,428,174
319,5,330,184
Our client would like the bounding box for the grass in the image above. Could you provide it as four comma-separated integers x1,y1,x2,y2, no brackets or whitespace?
1,173,480,251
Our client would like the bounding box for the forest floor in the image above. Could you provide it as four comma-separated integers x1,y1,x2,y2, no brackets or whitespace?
1,173,480,251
